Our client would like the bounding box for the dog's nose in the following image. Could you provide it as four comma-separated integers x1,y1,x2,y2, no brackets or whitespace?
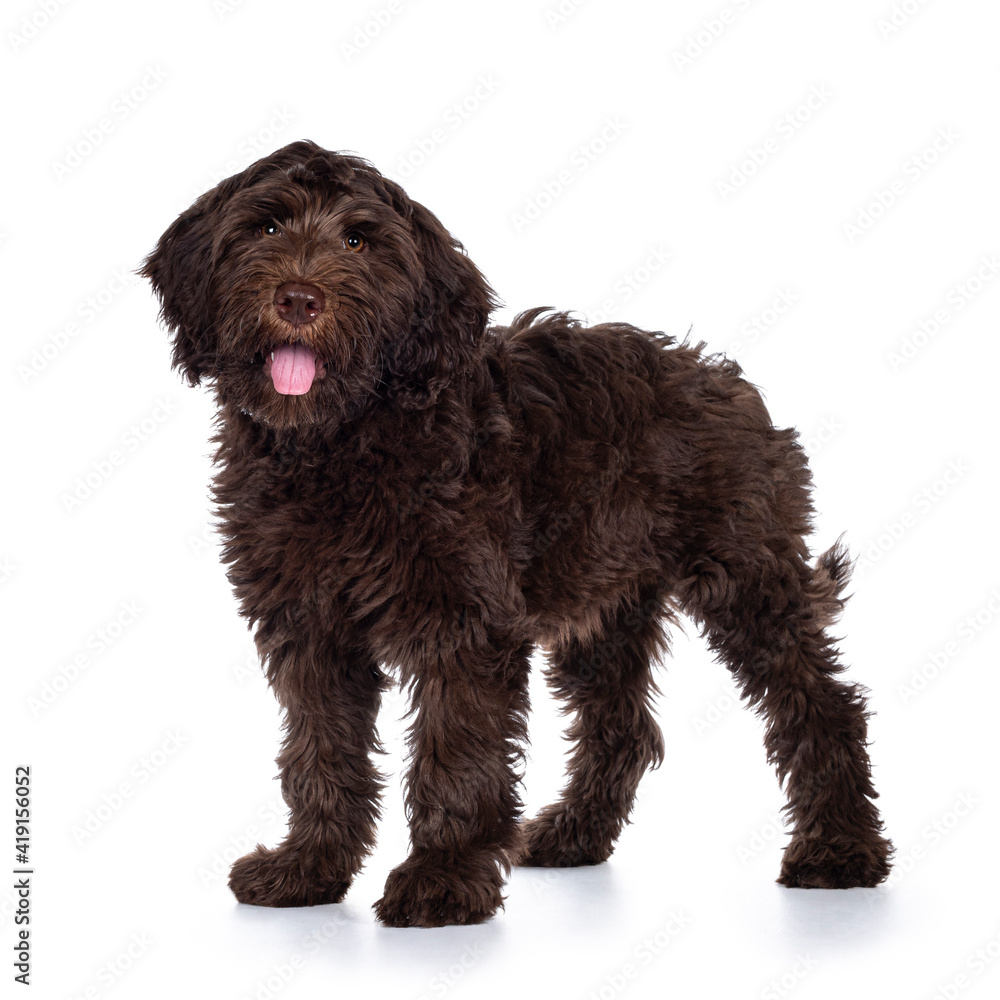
273,282,326,325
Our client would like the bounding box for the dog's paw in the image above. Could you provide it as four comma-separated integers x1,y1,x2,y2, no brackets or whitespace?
229,845,351,907
373,849,505,927
778,834,894,889
517,807,614,867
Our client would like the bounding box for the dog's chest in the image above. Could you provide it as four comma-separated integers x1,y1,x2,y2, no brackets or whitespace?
215,443,397,623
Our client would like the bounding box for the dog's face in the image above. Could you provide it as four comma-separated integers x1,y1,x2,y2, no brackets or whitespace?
143,140,494,428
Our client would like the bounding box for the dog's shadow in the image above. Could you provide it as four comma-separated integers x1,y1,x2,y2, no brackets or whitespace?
374,864,624,942
228,861,622,945
770,883,897,949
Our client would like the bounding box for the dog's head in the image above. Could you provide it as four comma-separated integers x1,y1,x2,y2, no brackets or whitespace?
142,140,496,427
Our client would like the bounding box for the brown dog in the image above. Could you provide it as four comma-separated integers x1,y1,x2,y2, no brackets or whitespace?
143,140,892,926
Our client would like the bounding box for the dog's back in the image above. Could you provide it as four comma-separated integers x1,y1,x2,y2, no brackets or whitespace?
484,308,808,645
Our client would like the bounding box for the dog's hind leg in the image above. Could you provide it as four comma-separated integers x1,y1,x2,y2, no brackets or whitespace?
677,538,894,888
518,585,668,867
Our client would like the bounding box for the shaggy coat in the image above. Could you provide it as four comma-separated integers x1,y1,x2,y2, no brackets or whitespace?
143,140,892,927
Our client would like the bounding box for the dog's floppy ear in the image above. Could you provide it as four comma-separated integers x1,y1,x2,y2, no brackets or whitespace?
141,185,227,386
142,140,323,386
385,193,497,408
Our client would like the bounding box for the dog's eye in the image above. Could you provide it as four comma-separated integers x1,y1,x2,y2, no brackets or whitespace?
258,222,280,237
344,234,367,253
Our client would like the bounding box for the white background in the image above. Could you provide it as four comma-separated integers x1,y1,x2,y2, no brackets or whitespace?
4,0,1000,997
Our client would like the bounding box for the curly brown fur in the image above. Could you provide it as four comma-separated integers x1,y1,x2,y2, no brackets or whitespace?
143,140,892,927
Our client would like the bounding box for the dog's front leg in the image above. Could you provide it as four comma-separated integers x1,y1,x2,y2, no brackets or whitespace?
374,635,531,927
229,638,386,907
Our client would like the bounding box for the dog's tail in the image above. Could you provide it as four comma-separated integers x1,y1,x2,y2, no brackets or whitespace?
807,534,853,632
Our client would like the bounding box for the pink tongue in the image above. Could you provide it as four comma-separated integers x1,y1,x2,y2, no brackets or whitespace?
270,344,317,395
